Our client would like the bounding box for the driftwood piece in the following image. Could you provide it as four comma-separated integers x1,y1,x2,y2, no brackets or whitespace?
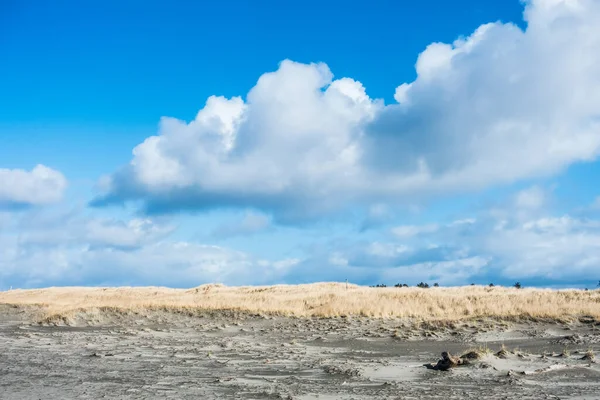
424,351,463,371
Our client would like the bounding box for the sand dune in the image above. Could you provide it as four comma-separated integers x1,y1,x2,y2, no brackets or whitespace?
1,285,599,398
1,283,598,323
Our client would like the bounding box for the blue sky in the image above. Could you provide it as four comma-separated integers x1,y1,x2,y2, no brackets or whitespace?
1,0,600,289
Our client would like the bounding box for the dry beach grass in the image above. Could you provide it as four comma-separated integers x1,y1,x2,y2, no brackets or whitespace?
1,283,599,324
2,284,600,399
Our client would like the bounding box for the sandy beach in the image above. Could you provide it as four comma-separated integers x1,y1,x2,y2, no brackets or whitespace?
1,285,599,399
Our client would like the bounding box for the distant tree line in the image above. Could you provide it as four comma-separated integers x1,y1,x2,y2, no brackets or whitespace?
370,282,526,289
367,280,600,290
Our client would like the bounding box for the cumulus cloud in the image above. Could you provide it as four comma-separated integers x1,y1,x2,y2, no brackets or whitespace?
93,62,381,221
364,0,600,184
93,0,600,221
0,165,67,208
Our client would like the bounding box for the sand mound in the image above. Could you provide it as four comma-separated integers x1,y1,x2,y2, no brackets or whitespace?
1,284,599,323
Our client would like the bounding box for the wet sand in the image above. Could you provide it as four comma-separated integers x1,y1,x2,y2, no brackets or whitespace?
0,305,599,399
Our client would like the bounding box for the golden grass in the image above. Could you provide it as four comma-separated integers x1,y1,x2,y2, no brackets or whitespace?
583,349,595,361
0,283,599,322
460,345,494,361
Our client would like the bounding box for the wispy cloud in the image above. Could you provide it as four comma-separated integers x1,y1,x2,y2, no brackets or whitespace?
211,211,271,238
391,224,439,238
0,208,290,289
281,185,600,287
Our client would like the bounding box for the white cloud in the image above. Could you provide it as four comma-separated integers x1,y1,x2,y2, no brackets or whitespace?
5,0,600,289
0,165,67,207
488,185,552,223
283,183,600,286
94,0,600,221
365,242,409,258
0,238,292,288
378,257,489,286
3,184,600,288
392,224,439,238
514,186,547,210
212,211,271,238
7,208,174,250
381,189,600,284
322,212,600,286
0,209,291,288
94,60,381,221
84,218,175,249
283,238,488,286
481,215,600,280
366,0,600,185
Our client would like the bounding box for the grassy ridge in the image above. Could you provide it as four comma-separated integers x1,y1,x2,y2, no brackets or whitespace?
1,283,599,322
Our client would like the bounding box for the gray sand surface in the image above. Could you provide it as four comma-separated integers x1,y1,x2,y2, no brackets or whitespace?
1,305,599,399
